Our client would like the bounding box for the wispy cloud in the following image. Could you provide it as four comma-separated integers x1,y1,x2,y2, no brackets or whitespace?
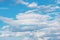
14,0,39,8
15,0,29,5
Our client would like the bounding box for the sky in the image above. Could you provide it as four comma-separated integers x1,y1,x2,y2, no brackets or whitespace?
0,0,60,40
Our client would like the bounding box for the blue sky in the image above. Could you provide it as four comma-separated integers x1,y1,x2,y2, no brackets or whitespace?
0,0,60,40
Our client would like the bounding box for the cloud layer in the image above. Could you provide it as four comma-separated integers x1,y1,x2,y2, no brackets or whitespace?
0,0,60,40
0,12,52,32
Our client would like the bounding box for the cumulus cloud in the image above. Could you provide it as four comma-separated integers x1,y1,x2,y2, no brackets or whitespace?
0,10,53,32
0,4,60,32
0,6,60,40
0,9,60,40
16,11,50,20
0,3,60,40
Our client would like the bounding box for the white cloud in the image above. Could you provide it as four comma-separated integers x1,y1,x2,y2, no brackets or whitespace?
0,31,33,37
16,0,29,5
0,0,60,40
23,37,31,40
0,11,53,32
2,25,9,29
0,6,60,32
0,31,11,37
28,2,39,8
0,3,60,39
1,25,10,31
0,11,60,40
37,5,60,13
0,16,15,26
33,31,46,37
40,25,60,33
15,0,39,8
37,38,43,40
16,11,50,20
